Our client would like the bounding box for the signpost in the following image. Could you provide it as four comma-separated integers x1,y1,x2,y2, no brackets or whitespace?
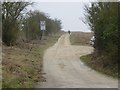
40,21,46,30
40,21,46,40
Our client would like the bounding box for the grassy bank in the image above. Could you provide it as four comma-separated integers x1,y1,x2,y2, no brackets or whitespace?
80,54,118,78
2,33,62,88
70,32,118,78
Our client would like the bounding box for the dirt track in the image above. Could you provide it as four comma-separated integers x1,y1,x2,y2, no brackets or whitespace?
36,34,118,88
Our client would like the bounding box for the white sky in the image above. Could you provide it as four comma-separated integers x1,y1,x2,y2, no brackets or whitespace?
3,0,93,32
30,2,91,32
2,0,117,32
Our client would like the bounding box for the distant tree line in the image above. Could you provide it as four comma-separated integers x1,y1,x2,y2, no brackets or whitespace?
23,10,62,41
84,2,119,71
2,2,62,46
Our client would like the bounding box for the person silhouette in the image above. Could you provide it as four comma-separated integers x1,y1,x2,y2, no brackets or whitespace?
68,30,70,34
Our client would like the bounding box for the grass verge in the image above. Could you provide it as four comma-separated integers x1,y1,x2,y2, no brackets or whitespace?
2,33,62,88
80,54,118,78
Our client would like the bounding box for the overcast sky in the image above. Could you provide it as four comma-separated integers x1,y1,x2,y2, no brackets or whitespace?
29,2,91,32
